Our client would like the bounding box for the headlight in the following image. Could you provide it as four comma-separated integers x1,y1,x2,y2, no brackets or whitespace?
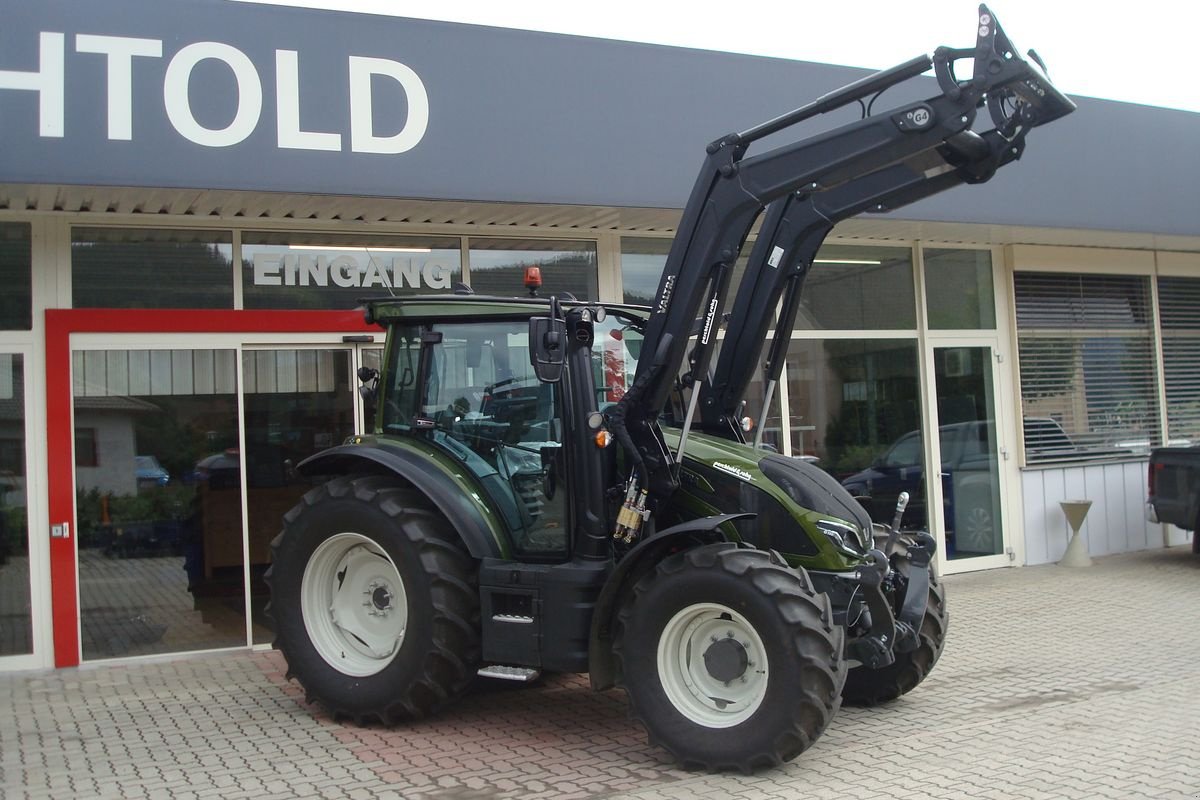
815,518,867,554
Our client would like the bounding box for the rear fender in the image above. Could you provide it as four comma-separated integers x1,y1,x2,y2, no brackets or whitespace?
587,513,751,690
298,443,505,559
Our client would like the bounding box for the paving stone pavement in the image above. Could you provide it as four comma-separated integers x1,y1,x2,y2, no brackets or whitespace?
2,545,1199,800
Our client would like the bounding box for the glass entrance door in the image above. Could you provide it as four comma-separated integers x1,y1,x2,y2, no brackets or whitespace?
930,345,1010,570
245,344,379,644
72,345,246,660
0,352,35,665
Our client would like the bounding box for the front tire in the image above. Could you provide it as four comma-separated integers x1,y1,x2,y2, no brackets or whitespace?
840,567,947,707
616,545,845,772
266,475,480,723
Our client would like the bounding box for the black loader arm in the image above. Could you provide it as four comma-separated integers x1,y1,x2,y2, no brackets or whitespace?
700,123,1029,442
608,4,1074,501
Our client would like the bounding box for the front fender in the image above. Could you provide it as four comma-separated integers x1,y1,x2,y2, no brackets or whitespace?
587,513,751,690
299,440,506,559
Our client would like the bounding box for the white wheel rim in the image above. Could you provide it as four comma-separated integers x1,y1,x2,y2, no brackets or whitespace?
656,602,769,728
301,532,408,677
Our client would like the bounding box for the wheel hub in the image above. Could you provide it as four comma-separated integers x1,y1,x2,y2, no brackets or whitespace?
657,603,769,728
703,634,750,684
301,533,409,677
368,581,394,614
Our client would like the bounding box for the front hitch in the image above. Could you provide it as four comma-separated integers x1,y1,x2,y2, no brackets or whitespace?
897,531,937,633
822,530,938,668
842,549,897,669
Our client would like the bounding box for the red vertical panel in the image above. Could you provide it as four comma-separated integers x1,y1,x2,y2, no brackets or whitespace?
45,311,79,666
43,308,376,668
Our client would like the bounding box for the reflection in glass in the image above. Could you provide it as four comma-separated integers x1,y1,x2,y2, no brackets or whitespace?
0,354,31,656
796,245,915,330
0,223,32,330
924,249,996,330
1159,276,1200,445
619,236,752,313
469,238,597,300
246,349,356,644
620,237,670,306
74,349,244,660
71,228,234,309
1015,273,1159,463
242,232,462,310
784,339,924,527
934,347,1005,559
360,348,383,434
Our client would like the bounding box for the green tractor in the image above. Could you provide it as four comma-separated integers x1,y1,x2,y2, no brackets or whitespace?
267,7,1073,771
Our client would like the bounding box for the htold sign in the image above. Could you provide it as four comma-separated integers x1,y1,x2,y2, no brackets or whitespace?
0,32,428,153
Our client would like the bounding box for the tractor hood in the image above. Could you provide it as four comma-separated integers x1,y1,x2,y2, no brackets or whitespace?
660,428,873,565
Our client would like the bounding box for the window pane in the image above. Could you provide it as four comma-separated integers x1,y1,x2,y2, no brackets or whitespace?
785,339,925,527
1015,273,1159,463
620,236,753,316
620,237,670,306
74,348,245,660
1158,276,1200,445
924,248,996,329
469,238,597,301
0,354,32,656
796,245,916,330
245,348,356,644
71,228,234,309
416,321,567,556
0,223,32,330
242,232,462,310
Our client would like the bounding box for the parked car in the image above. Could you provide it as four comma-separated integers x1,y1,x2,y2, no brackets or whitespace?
1146,445,1200,554
135,455,170,488
841,421,1001,556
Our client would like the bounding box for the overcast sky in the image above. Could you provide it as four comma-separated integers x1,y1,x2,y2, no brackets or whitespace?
231,0,1199,113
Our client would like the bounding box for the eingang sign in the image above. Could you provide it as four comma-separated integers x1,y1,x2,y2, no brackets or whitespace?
252,252,452,290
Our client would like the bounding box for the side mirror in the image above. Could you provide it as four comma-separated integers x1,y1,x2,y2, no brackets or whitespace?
529,317,567,383
357,366,379,404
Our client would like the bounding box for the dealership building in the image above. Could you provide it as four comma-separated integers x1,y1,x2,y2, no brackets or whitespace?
1,0,1198,672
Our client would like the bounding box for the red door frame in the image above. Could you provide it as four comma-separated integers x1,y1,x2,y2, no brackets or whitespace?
45,308,375,667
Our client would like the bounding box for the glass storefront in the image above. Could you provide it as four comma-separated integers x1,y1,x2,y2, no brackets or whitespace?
71,228,235,309
469,238,598,300
35,226,1022,668
0,354,31,657
73,348,244,660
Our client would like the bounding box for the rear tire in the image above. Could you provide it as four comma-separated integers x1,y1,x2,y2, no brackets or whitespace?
615,545,845,772
266,475,480,723
840,567,947,707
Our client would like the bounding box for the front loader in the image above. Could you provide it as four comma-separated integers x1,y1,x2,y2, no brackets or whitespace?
266,6,1074,772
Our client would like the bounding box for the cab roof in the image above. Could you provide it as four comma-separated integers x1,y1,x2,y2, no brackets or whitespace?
361,294,650,325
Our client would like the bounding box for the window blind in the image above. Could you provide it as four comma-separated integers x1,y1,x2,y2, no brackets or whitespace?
1158,276,1200,446
1014,272,1159,463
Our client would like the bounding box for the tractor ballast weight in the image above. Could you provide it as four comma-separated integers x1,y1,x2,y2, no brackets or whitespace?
267,6,1073,772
